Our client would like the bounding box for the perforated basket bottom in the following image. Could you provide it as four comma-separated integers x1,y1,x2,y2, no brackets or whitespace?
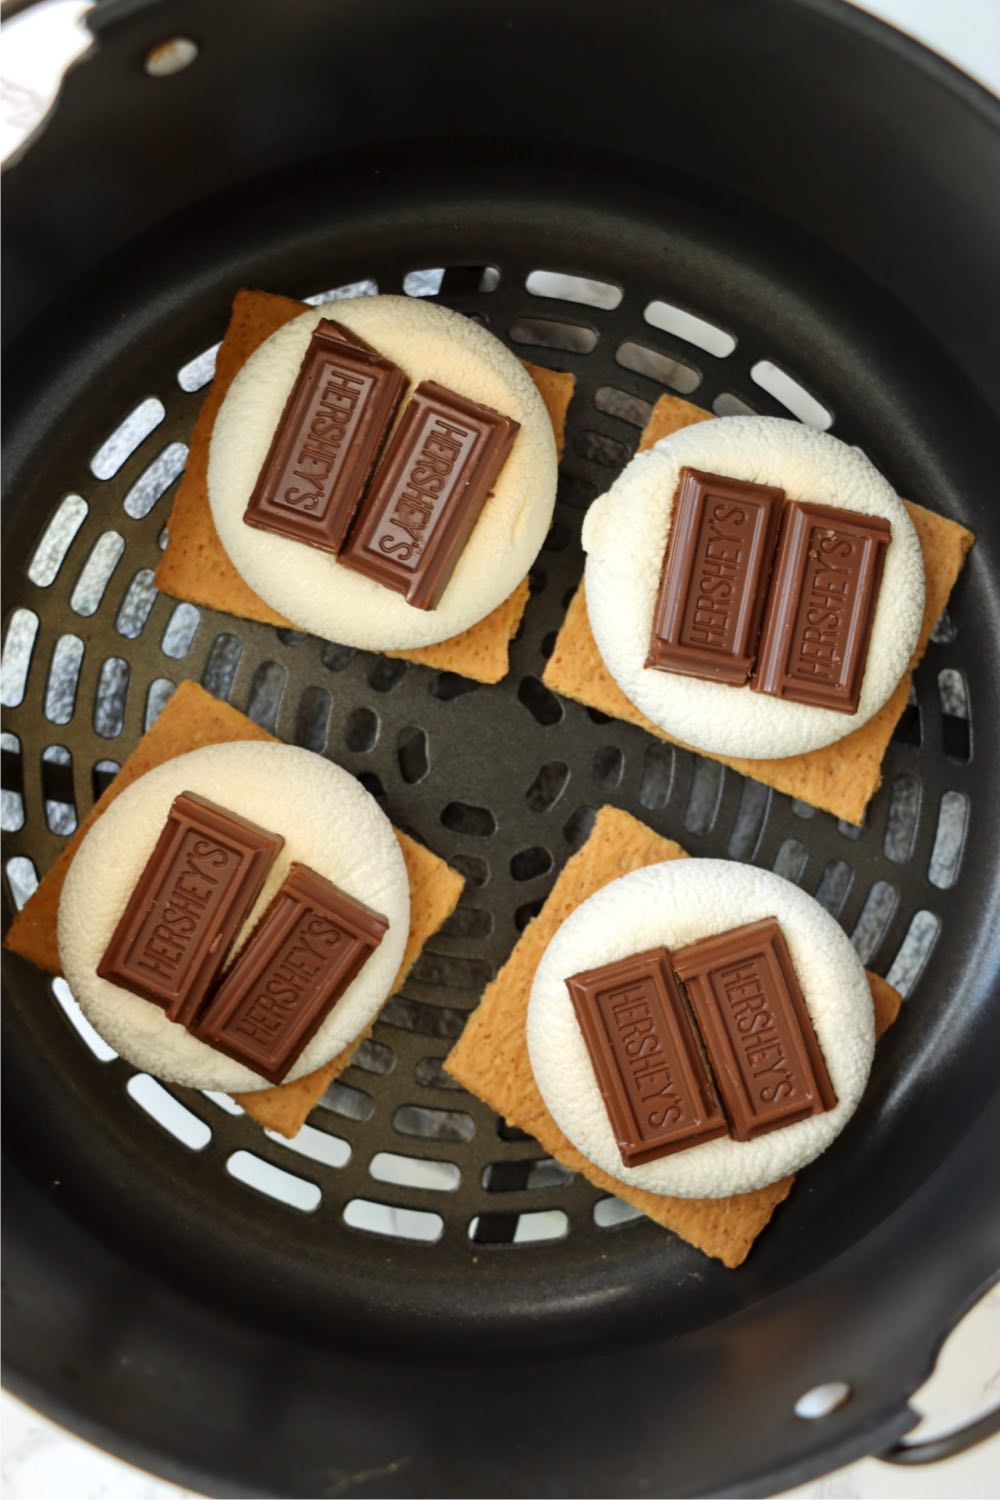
0,198,984,1334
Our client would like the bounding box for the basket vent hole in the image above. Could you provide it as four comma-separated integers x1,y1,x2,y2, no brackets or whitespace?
526,270,622,310
469,1210,568,1245
773,838,808,884
41,744,76,835
791,798,817,820
928,791,969,890
593,385,653,429
851,881,898,965
5,855,38,911
368,656,407,693
496,1117,532,1143
594,1196,644,1228
408,950,493,992
123,442,188,519
405,266,499,297
887,909,941,997
750,362,832,429
127,1075,211,1150
518,675,563,726
321,1080,374,1122
266,1122,351,1169
352,1038,395,1076
449,852,489,888
510,846,553,882
90,398,166,480
429,670,479,701
794,1382,852,1420
891,682,922,748
483,1157,573,1192
812,859,852,917
616,341,700,394
441,801,496,838
226,1151,320,1212
71,531,125,617
938,669,971,761
728,779,770,860
246,661,286,732
515,898,545,932
525,760,569,813
275,629,308,648
930,608,957,645
685,759,725,836
397,725,429,784
44,633,83,724
51,976,115,1061
509,317,598,354
393,1104,475,1144
144,36,198,76
883,774,921,863
343,1199,443,1242
293,685,332,753
713,393,757,417
639,742,675,811
144,678,176,730
1,734,24,833
27,495,88,586
92,759,119,801
370,1152,460,1192
593,744,624,789
2,609,39,709
438,906,494,940
403,267,444,297
574,430,631,469
414,1056,465,1090
355,771,387,810
305,280,379,305
201,633,243,700
321,641,356,673
563,805,598,850
380,995,466,1041
92,658,129,738
644,301,736,357
177,343,220,393
838,812,867,842
343,705,378,754
115,569,158,639
161,601,201,660
201,1090,243,1116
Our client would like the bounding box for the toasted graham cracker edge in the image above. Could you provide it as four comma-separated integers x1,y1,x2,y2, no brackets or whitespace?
156,289,574,686
445,804,901,1268
542,394,975,823
4,679,464,1138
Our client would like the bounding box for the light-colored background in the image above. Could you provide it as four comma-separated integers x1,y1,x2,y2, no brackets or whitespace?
2,1,999,1495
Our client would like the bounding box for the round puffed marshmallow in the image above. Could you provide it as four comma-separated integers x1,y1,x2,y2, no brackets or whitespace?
209,297,558,649
581,416,924,758
58,742,410,1092
527,859,875,1197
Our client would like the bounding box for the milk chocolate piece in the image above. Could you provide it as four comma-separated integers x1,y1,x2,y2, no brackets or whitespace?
566,946,727,1167
339,380,520,610
752,500,891,712
195,862,388,1084
243,318,406,553
97,792,283,1027
646,467,784,684
673,918,837,1140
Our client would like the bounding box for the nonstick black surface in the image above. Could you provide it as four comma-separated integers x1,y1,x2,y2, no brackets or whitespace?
3,1,1000,1496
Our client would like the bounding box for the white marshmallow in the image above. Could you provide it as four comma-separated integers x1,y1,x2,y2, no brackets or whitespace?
58,742,410,1092
527,858,875,1197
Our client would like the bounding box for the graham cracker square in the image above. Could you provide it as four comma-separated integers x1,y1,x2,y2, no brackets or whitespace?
444,804,900,1268
542,395,975,823
156,290,574,686
4,679,464,1138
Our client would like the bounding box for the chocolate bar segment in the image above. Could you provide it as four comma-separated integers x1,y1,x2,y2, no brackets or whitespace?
339,380,520,610
243,318,406,554
673,918,837,1140
646,467,784,684
566,946,727,1167
752,500,891,712
97,791,283,1027
194,863,388,1084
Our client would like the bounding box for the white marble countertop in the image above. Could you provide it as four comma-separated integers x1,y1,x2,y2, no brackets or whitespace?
2,2,998,1496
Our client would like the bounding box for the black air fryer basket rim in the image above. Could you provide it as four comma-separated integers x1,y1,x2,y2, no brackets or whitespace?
2,0,1000,1496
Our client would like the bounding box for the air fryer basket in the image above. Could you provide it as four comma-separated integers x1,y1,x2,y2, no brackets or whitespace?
3,1,1000,1495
